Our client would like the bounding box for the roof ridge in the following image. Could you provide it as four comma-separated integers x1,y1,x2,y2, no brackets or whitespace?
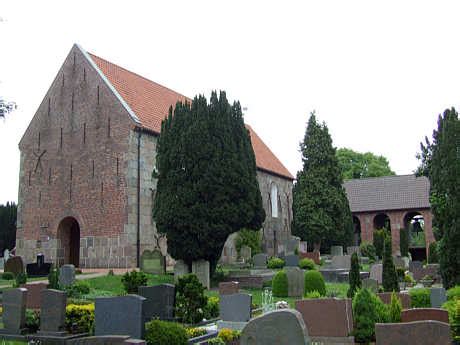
88,52,191,103
343,174,420,183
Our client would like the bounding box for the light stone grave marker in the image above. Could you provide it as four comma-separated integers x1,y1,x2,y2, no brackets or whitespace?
285,267,304,297
240,246,251,262
331,255,351,270
140,249,165,275
59,264,75,288
370,263,383,284
39,289,67,335
285,254,300,267
252,253,268,268
220,293,252,322
174,260,189,282
330,246,343,256
430,287,447,308
362,278,379,292
192,260,210,289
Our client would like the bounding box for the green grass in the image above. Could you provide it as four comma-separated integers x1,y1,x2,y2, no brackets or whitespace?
0,340,27,344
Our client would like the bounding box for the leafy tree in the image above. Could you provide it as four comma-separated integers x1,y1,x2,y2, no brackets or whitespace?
235,228,261,256
382,236,399,292
0,97,17,118
0,202,17,254
337,148,395,180
416,108,460,288
347,252,361,298
292,112,353,251
153,92,265,273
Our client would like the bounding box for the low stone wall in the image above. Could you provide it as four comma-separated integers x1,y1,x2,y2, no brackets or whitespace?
375,320,451,345
401,308,449,323
223,276,264,289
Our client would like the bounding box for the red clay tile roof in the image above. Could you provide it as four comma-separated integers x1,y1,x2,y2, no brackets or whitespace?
89,53,294,180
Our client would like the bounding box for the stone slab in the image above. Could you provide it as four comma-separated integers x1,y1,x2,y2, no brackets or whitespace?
2,288,27,334
284,254,300,267
430,287,447,308
174,260,189,282
95,295,146,339
140,250,165,275
331,255,351,270
319,268,348,282
20,283,47,309
346,246,360,256
370,263,383,284
4,256,24,276
285,267,304,297
40,289,67,333
252,253,268,268
295,298,353,337
330,246,343,256
59,264,75,288
240,309,310,345
219,281,239,295
138,284,175,321
375,320,451,345
217,320,248,331
362,278,379,292
219,293,251,322
300,251,320,265
401,308,449,323
192,260,210,289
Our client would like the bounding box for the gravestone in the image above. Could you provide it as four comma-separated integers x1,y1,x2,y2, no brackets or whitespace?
240,309,310,345
95,295,146,339
375,320,451,345
21,283,48,309
174,260,189,282
331,255,351,270
0,258,4,269
370,263,383,284
240,246,251,262
140,249,165,275
377,292,411,309
362,278,379,292
347,246,360,256
26,253,52,277
295,298,353,337
393,256,407,269
285,254,299,267
4,249,10,261
430,287,447,308
252,253,268,268
4,256,24,276
330,246,343,256
192,260,210,289
138,284,175,321
401,308,449,323
285,267,304,298
300,251,320,265
286,237,300,255
39,289,67,334
409,261,423,280
220,293,252,322
59,264,76,288
299,241,308,253
219,281,239,295
1,288,27,334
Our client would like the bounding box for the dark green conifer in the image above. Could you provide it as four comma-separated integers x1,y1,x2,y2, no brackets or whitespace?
347,252,361,298
382,236,399,292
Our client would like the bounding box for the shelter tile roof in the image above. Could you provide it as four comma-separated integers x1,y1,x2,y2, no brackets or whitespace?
343,174,430,213
89,53,293,180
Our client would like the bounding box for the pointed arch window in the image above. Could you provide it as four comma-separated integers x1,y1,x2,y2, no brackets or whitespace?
271,183,278,218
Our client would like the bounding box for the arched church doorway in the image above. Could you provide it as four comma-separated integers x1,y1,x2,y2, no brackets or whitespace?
57,217,80,267
404,211,426,261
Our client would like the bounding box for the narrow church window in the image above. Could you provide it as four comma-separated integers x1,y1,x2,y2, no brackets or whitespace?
92,160,95,178
70,185,72,201
60,128,63,149
83,123,86,144
70,164,73,181
48,98,51,116
62,73,65,87
116,157,119,176
97,86,100,105
73,52,76,66
100,182,104,206
48,167,51,185
38,191,42,206
71,91,74,113
28,171,31,186
38,132,41,150
83,68,86,82
107,117,111,137
271,184,278,218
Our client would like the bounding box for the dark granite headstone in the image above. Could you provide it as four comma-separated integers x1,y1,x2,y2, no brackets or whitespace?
39,289,67,334
4,256,24,276
21,283,48,309
375,320,451,345
95,295,146,339
26,254,51,277
140,250,165,275
219,293,252,322
240,309,310,345
284,254,299,267
138,284,175,321
1,288,27,334
252,254,268,268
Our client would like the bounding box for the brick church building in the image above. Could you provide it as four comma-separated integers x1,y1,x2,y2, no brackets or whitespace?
16,44,294,268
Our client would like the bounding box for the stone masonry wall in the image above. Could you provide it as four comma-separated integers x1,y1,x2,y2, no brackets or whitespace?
16,45,136,267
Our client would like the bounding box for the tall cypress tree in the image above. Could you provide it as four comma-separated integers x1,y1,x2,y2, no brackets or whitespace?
292,112,353,251
347,252,361,298
382,236,399,292
0,202,17,253
153,91,265,273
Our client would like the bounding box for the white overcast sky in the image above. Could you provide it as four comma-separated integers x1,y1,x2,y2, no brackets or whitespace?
1,1,459,204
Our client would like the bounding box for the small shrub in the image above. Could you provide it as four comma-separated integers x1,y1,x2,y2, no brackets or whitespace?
208,338,225,345
352,288,389,343
65,281,91,299
211,265,227,287
203,296,219,320
396,268,405,282
25,309,40,333
389,291,402,322
299,258,315,270
107,269,114,276
1,272,14,280
447,285,460,301
145,319,188,345
185,327,207,339
272,270,288,297
305,290,321,299
409,288,431,308
267,257,285,269
428,241,439,263
235,228,262,256
218,328,240,342
360,242,376,262
175,274,208,324
48,267,60,290
451,299,460,341
404,274,415,285
121,270,148,294
304,270,326,296
14,272,27,288
65,303,95,334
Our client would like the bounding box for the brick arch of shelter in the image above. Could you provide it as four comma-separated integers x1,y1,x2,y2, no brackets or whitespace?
352,209,434,257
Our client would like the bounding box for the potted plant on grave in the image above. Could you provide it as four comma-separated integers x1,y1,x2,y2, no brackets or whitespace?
420,274,434,287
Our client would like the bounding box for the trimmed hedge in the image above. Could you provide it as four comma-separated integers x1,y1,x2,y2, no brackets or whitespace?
409,288,431,308
447,285,460,301
299,258,315,270
304,270,326,296
145,319,188,345
272,270,288,297
267,257,285,269
65,303,95,334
